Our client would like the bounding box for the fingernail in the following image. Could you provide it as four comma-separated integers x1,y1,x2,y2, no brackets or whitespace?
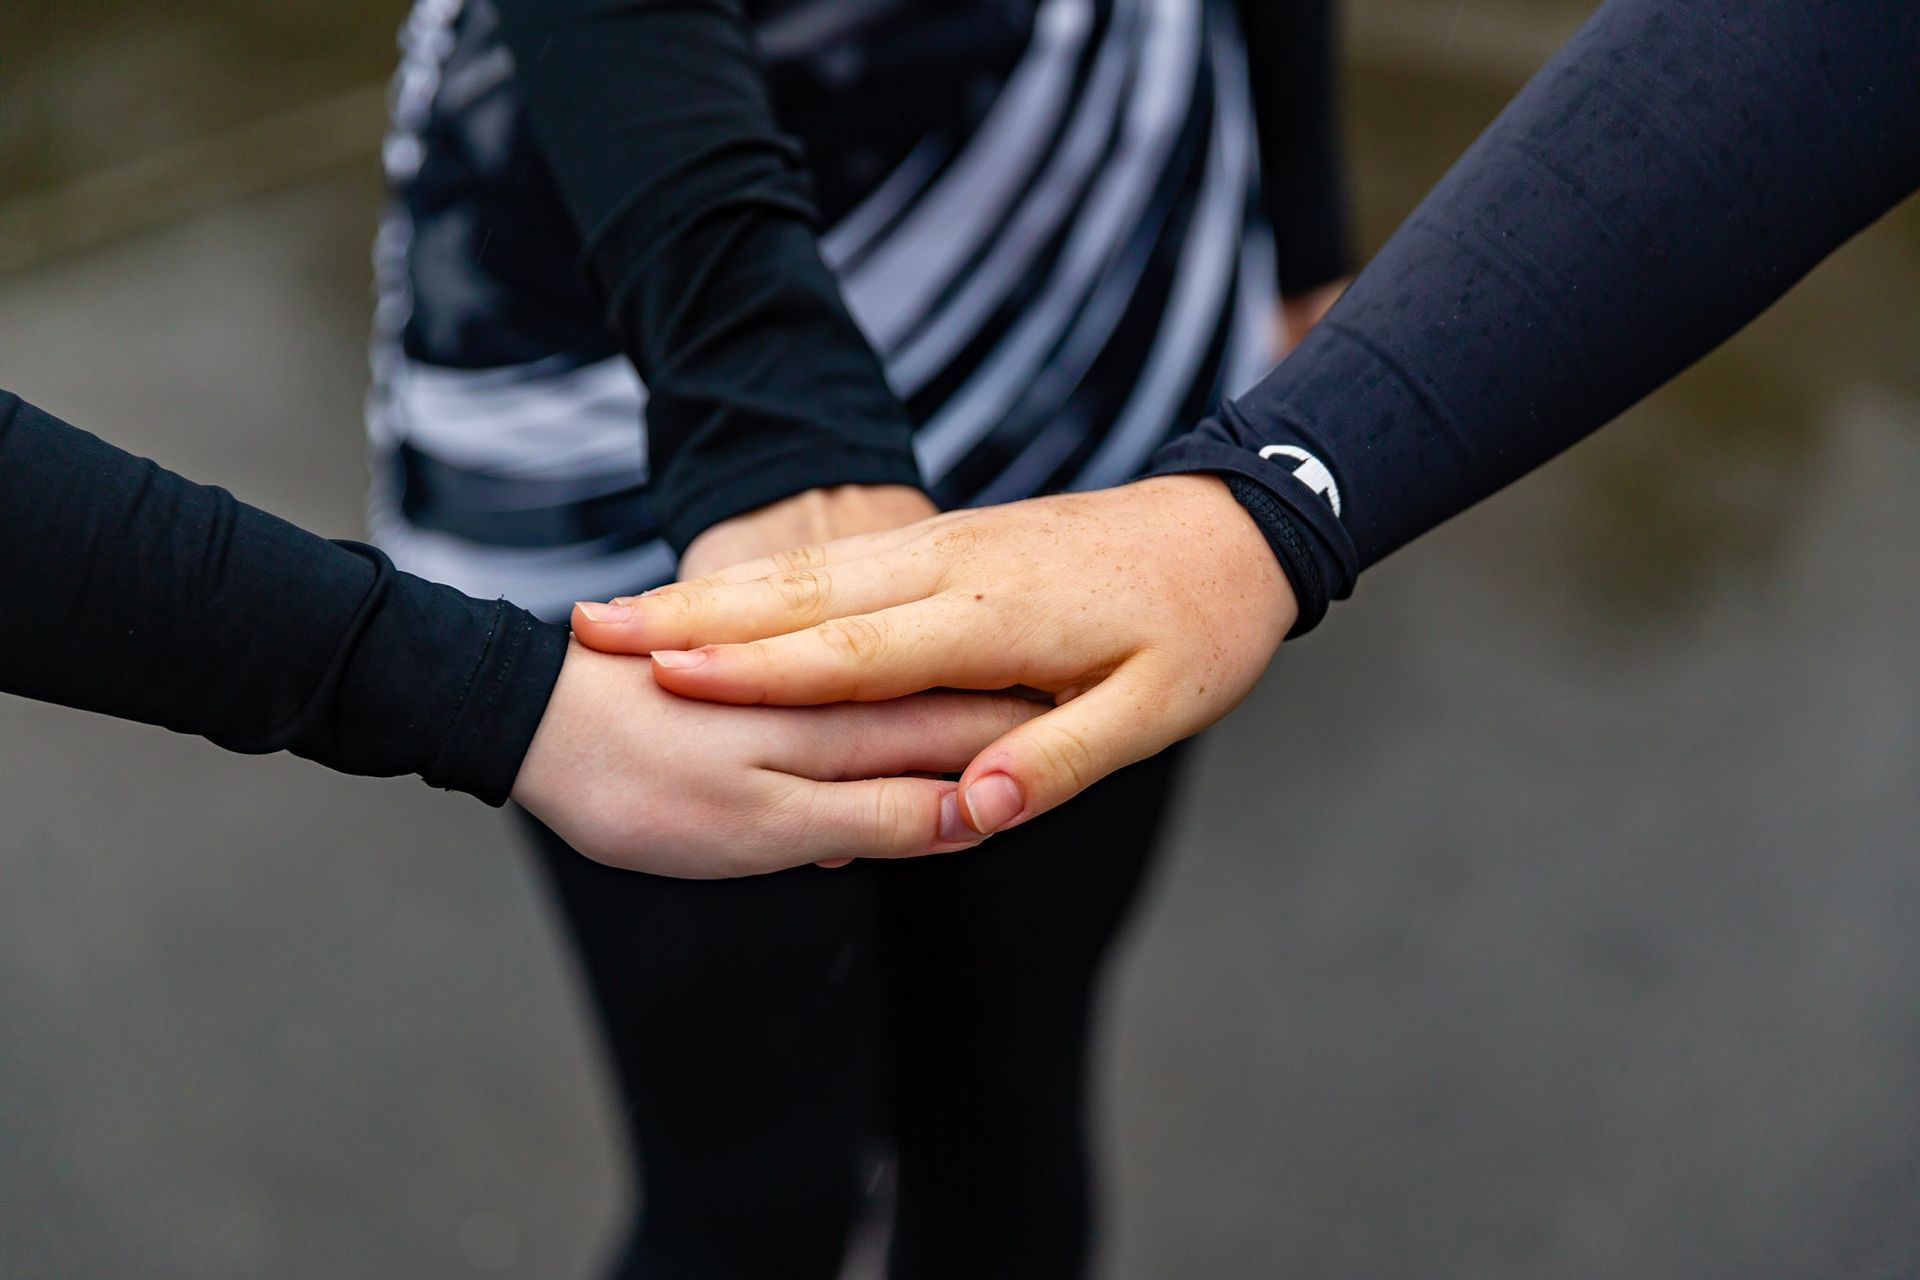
963,773,1024,835
937,791,974,845
651,648,709,670
574,601,632,623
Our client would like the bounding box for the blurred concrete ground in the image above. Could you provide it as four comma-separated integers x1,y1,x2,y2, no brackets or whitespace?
3,2,1920,1277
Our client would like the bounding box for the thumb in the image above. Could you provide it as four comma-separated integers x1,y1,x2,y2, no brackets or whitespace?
766,775,984,864
952,662,1175,836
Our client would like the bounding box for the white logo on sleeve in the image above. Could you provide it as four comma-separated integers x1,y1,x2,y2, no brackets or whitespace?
1259,444,1342,517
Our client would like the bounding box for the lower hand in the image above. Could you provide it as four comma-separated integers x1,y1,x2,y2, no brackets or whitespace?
569,475,1297,838
511,640,1042,877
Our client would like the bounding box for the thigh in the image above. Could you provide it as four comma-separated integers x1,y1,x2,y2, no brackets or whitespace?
877,744,1188,1278
881,745,1185,1038
523,815,886,1278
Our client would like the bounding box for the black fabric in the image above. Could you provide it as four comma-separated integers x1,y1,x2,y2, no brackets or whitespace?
1235,0,1353,293
1151,0,1920,633
493,0,925,551
1224,473,1327,637
487,0,1351,550
0,391,567,805
524,745,1186,1280
394,443,662,550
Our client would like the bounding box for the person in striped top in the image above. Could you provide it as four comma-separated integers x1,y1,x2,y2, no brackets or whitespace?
366,0,1350,1272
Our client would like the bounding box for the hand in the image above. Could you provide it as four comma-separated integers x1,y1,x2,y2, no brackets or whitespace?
676,485,944,868
680,484,939,580
569,476,1296,838
1274,277,1351,359
510,640,1043,878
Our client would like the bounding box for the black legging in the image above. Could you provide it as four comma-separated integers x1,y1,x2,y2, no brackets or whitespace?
522,745,1186,1280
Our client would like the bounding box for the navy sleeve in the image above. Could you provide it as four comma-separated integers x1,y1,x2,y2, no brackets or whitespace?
1150,0,1920,635
0,391,568,805
493,0,923,551
1234,0,1354,294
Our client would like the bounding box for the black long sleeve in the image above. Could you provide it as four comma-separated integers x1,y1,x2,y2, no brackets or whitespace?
1235,0,1354,294
1150,0,1920,634
0,391,568,804
493,0,922,551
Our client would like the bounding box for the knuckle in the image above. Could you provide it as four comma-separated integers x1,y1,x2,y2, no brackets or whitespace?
818,615,889,663
740,638,785,680
871,783,924,850
769,567,832,616
772,543,829,573
653,588,700,620
687,569,737,591
1029,721,1099,790
753,785,823,862
931,523,986,559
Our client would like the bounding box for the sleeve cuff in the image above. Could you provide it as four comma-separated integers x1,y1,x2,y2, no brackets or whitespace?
421,604,571,806
339,545,572,807
1142,421,1359,639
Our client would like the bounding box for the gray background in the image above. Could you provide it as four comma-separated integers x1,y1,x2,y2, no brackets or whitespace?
3,1,1918,1276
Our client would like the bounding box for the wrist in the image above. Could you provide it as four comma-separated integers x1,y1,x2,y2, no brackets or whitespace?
1141,422,1359,637
1218,475,1324,639
510,638,588,816
1131,474,1301,645
654,441,924,555
680,483,938,579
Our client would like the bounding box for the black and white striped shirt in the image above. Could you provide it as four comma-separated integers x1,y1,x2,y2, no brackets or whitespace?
369,0,1342,618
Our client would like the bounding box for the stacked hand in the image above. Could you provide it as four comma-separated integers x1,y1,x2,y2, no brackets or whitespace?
511,642,1039,877
677,483,937,581
521,284,1336,878
513,482,992,878
570,475,1297,840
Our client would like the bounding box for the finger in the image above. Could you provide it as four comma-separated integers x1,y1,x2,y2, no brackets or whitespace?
950,662,1175,837
765,774,982,862
668,520,931,593
769,690,1046,780
573,548,943,655
650,595,1017,706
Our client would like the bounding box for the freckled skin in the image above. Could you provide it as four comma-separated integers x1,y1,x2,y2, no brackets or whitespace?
574,474,1298,835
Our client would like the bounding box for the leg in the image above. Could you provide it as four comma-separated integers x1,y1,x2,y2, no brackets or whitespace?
878,745,1188,1280
522,814,885,1280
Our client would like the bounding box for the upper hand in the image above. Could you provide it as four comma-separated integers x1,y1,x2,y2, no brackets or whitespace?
569,475,1297,838
676,483,943,869
510,640,1042,878
679,483,939,580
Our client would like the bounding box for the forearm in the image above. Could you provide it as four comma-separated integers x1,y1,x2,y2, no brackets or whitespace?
493,0,921,550
0,391,566,803
1155,0,1920,633
1237,0,1353,293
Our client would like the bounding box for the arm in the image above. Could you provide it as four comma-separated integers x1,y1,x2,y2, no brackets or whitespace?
492,0,924,553
574,0,1920,836
2,391,1033,872
0,390,562,802
1150,0,1920,632
1233,0,1354,305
